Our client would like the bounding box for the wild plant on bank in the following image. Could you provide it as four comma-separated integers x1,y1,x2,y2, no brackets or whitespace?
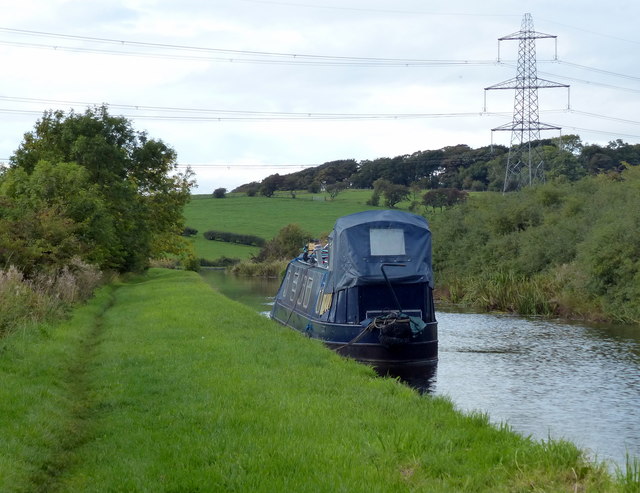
0,259,102,337
616,454,640,492
440,270,559,317
229,259,288,278
0,266,60,335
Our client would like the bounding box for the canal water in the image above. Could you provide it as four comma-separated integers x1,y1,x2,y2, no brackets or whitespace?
200,269,640,469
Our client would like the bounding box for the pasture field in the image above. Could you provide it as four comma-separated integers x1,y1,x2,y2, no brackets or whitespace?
0,269,622,492
184,189,418,260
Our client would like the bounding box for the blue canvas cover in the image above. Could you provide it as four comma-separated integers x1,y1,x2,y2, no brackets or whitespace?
327,210,434,292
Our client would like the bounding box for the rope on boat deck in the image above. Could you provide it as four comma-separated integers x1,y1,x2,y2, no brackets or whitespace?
334,312,408,350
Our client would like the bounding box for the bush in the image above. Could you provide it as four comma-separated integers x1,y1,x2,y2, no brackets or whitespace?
202,230,266,247
229,259,288,278
423,188,468,211
212,188,227,198
199,257,241,268
253,224,311,262
383,184,410,208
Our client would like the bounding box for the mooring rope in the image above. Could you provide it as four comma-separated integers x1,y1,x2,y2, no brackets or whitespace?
334,312,409,351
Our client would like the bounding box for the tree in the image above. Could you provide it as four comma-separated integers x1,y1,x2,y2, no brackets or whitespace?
233,181,260,196
212,187,227,198
307,181,321,193
383,184,410,208
6,105,194,272
422,188,468,212
260,174,282,197
0,160,110,274
254,223,312,262
422,189,448,212
325,181,346,200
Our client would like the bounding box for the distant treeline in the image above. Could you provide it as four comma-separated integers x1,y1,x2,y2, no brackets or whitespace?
233,135,640,195
203,230,266,247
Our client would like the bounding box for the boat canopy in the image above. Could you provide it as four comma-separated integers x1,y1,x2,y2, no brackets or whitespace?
327,210,434,292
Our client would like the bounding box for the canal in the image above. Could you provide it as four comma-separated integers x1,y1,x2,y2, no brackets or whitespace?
200,269,640,469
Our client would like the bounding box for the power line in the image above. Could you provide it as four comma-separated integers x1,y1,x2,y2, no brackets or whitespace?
538,18,640,46
554,60,640,82
533,68,640,94
0,39,496,66
0,27,495,67
3,26,640,81
0,97,510,121
561,126,640,139
235,0,518,17
175,163,317,169
3,96,640,129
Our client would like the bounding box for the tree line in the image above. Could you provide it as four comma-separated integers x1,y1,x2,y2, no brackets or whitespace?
233,135,640,196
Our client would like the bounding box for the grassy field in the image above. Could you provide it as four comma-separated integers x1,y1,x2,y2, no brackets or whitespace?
1,269,628,492
184,189,420,261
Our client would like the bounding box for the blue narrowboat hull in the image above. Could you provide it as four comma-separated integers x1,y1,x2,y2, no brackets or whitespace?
270,259,438,367
272,301,437,366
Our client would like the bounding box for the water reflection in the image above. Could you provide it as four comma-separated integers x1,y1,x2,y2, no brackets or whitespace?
374,365,438,394
200,269,640,468
200,268,276,314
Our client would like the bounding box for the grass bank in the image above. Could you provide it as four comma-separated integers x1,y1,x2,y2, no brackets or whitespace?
2,268,629,491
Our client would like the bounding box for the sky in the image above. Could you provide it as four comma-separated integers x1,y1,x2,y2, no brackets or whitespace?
1,0,640,193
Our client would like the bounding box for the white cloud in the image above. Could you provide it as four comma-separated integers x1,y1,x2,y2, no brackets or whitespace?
1,0,639,191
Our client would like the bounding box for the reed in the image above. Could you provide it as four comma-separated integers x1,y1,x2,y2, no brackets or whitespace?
229,259,288,278
617,454,640,492
436,270,560,317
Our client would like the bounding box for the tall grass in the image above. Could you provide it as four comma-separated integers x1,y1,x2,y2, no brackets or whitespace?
617,454,640,492
229,259,288,277
461,270,558,316
0,259,102,337
2,269,627,492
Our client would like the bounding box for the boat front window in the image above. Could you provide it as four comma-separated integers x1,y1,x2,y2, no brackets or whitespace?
370,228,405,256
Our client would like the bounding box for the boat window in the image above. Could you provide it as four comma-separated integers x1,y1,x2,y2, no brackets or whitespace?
281,271,291,296
302,277,313,308
297,277,306,305
290,271,300,301
315,288,324,314
370,228,405,256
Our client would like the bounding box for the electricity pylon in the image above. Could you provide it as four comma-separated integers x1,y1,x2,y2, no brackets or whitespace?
485,13,569,191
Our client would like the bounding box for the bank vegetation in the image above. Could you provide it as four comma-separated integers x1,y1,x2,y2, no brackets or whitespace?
0,106,195,336
431,165,640,324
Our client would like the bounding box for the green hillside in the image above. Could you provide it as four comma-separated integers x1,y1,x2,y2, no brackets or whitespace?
184,190,392,260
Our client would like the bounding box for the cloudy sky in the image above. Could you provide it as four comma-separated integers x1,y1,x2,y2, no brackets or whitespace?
1,0,639,192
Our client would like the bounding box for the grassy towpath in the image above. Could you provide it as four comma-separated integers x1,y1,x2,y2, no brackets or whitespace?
0,269,622,492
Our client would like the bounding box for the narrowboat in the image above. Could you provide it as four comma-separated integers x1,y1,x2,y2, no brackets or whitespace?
270,210,437,367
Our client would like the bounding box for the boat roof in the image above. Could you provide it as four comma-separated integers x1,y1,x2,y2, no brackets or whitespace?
327,210,433,292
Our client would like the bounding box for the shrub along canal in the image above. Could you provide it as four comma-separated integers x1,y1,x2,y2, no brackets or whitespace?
200,268,640,470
